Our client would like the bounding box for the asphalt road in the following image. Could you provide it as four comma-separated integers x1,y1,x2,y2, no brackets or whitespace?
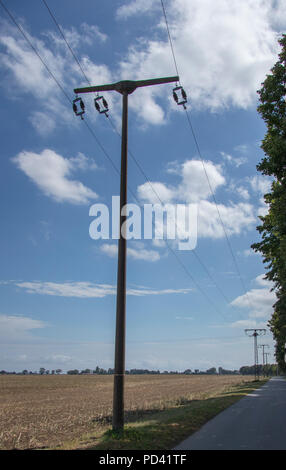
174,376,286,450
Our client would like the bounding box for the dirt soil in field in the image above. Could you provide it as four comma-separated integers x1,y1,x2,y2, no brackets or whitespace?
0,374,252,449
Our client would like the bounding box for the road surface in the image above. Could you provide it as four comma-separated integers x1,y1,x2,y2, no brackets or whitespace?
174,376,286,450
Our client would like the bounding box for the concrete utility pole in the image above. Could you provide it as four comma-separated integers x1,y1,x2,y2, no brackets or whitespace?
245,329,266,380
74,76,179,431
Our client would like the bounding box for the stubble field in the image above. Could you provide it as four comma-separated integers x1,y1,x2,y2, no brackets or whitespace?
0,373,253,450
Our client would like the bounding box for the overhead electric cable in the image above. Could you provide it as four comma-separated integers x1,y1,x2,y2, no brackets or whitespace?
160,0,255,318
42,0,92,87
1,0,232,322
40,0,235,319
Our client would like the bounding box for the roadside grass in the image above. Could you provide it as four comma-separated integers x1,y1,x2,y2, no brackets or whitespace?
54,379,268,450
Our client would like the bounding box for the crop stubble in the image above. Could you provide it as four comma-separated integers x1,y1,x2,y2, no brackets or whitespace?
0,374,250,449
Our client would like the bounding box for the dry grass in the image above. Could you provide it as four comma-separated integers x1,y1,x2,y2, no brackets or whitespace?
0,374,253,450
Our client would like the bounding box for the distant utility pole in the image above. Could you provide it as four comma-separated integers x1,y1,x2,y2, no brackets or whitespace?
264,352,270,366
258,344,269,376
74,76,179,431
245,329,266,380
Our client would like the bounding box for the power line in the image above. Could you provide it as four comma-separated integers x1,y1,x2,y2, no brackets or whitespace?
39,0,232,321
41,0,235,314
2,0,237,323
111,117,232,305
41,0,233,310
160,0,255,316
0,1,124,183
160,0,180,79
41,0,92,87
0,0,71,104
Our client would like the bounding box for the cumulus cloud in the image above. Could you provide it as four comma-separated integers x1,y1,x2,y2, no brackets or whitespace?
137,158,256,239
138,159,225,203
116,0,285,122
12,149,98,204
197,200,255,239
230,274,277,326
0,19,112,134
1,1,285,131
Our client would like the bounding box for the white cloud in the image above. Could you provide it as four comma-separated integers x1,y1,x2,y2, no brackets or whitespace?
14,281,116,298
0,314,46,340
9,280,192,298
0,32,56,98
116,0,158,19
220,151,247,168
101,243,160,262
247,175,272,217
248,175,273,195
45,23,107,51
137,158,256,239
29,111,57,136
69,152,98,171
236,186,250,200
0,20,111,134
230,274,276,323
1,1,284,132
229,319,269,330
12,149,98,204
241,248,260,257
137,181,174,204
255,273,272,288
116,0,285,121
179,160,225,202
138,159,225,203
73,23,108,45
42,354,72,364
127,286,193,296
197,200,255,239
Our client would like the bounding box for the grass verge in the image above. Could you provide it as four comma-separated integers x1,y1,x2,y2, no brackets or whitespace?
53,378,268,450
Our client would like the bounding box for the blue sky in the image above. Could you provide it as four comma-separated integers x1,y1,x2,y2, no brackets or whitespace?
0,0,285,373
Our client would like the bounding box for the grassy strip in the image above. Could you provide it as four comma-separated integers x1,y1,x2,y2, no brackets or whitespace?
54,379,268,450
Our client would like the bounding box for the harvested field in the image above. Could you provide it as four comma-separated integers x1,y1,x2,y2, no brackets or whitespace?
0,374,253,449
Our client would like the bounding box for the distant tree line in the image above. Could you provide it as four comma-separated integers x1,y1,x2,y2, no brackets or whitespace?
239,364,278,376
0,364,280,376
0,368,63,375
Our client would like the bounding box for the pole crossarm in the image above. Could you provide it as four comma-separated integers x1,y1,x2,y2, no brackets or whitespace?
74,76,179,95
73,74,179,431
244,328,266,380
244,328,266,337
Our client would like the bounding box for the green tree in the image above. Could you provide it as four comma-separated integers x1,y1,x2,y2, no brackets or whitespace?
252,34,286,372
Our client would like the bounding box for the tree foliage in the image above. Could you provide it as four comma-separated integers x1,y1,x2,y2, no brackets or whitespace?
251,34,286,371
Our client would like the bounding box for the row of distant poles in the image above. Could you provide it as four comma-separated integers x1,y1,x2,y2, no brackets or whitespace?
72,76,187,431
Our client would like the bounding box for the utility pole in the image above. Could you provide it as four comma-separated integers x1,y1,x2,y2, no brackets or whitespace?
74,76,179,431
245,329,266,380
264,352,271,377
265,352,270,366
258,344,269,377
